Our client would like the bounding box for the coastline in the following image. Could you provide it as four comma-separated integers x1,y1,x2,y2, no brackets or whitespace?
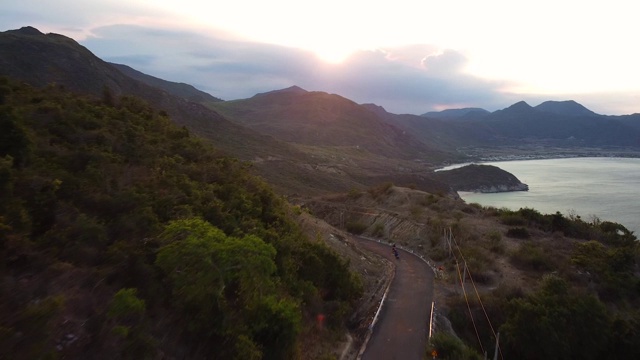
435,152,640,172
455,157,640,235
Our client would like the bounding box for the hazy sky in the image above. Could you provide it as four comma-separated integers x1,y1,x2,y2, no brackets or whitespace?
2,0,639,115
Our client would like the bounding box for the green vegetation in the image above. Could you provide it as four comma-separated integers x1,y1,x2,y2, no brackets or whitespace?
0,78,362,359
506,227,530,239
345,221,367,235
502,275,610,360
367,181,393,199
447,206,640,359
428,332,481,360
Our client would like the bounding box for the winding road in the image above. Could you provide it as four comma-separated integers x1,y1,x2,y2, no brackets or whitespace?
355,238,435,360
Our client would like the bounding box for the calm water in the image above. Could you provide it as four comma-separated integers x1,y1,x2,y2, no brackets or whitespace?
447,157,640,235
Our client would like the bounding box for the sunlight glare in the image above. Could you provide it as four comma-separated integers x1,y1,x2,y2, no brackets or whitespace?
312,44,355,64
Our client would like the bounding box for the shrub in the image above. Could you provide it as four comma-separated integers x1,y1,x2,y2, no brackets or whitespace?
367,182,393,198
510,242,553,271
486,230,505,254
429,247,449,261
345,221,367,235
347,188,362,200
410,205,423,220
108,288,146,322
372,223,385,237
501,214,526,226
506,227,530,239
429,332,481,360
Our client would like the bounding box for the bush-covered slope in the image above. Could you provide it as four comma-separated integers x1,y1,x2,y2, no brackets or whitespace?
307,184,640,359
0,78,362,359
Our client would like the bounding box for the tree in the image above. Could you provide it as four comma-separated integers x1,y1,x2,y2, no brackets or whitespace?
0,107,31,168
501,275,609,360
155,218,301,358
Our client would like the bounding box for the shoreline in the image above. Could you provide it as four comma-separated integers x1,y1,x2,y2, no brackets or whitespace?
454,157,640,235
435,153,640,172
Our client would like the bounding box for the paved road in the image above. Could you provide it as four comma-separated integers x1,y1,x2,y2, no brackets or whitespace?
355,238,435,360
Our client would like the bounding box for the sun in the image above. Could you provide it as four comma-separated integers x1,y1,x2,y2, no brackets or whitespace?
314,48,353,64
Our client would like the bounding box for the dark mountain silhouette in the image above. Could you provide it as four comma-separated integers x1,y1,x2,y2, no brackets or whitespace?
252,85,308,97
0,26,374,195
616,113,640,131
477,101,640,146
0,26,259,156
534,100,598,117
109,62,223,103
421,107,490,119
404,100,640,148
2,25,639,195
0,26,461,195
211,87,448,161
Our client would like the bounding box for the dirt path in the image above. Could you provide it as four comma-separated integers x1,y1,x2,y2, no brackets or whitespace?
354,238,435,360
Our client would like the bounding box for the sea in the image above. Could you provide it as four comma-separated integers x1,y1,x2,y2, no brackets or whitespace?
440,157,640,235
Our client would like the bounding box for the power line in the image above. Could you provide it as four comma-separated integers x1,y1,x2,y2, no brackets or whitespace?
466,267,504,360
449,227,503,360
456,258,485,355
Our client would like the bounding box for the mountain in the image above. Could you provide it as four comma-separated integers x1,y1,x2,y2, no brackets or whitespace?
0,78,365,359
2,25,639,196
0,26,467,196
0,26,375,195
534,100,598,117
0,26,256,155
394,100,640,151
211,86,443,160
421,107,490,119
480,101,640,146
109,62,223,103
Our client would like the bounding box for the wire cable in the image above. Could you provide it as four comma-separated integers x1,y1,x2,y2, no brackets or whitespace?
465,265,504,360
456,259,485,355
451,229,503,360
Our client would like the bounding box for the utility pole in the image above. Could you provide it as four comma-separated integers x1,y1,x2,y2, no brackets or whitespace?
443,228,453,258
462,262,467,288
493,332,500,360
428,301,435,340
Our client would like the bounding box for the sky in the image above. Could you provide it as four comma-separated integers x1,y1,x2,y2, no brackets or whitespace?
2,0,639,115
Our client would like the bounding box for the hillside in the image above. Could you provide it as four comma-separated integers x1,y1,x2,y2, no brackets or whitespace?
8,26,628,198
0,26,498,198
384,99,640,159
0,79,367,359
534,100,598,117
209,86,472,195
0,27,402,196
304,185,640,359
108,62,224,104
421,107,490,119
432,164,529,193
0,27,289,160
211,86,440,160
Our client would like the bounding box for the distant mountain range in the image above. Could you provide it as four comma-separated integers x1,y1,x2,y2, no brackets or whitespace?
2,26,640,196
398,100,640,149
423,100,599,119
422,107,490,119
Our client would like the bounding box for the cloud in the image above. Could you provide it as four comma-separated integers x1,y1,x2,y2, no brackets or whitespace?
306,48,514,113
422,50,467,75
77,24,518,114
3,1,640,115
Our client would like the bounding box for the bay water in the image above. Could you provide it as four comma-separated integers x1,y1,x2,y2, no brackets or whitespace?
446,157,640,235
